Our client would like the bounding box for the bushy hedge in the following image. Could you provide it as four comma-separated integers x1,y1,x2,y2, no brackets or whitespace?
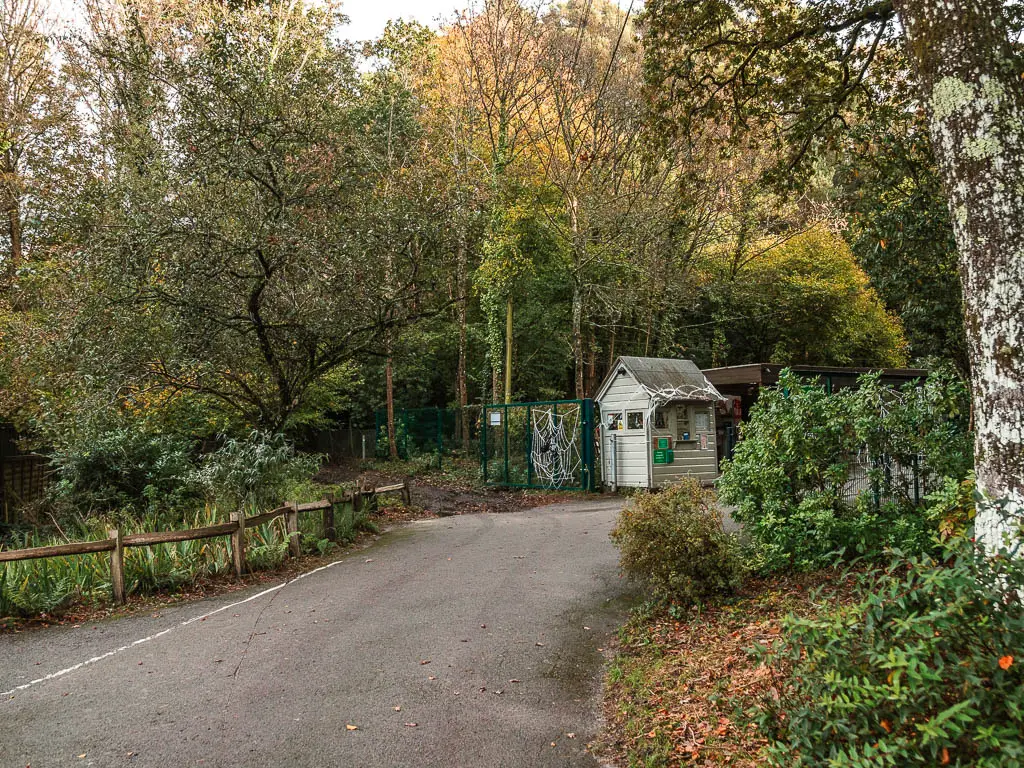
47,424,318,521
751,540,1024,767
610,480,742,606
718,367,972,572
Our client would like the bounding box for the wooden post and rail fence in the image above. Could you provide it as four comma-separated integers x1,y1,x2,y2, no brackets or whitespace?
0,479,412,605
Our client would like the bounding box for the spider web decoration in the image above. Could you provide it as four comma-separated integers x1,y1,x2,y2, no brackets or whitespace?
530,405,582,488
640,382,727,419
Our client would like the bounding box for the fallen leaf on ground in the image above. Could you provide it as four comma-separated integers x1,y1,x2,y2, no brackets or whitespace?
393,706,401,712
346,724,358,731
404,723,418,728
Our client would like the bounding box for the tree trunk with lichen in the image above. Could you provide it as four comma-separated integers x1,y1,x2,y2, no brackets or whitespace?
896,0,1024,549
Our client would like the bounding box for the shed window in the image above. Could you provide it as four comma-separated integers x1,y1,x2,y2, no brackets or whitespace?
606,412,623,431
626,411,645,431
694,410,710,431
653,407,667,430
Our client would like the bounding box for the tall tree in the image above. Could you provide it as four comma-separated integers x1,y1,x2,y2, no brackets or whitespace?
448,0,546,402
0,0,71,288
643,0,1024,547
56,0,434,432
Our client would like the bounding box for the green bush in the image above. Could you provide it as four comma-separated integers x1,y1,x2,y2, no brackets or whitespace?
750,539,1024,767
610,480,742,606
719,367,972,572
195,431,321,512
48,426,201,518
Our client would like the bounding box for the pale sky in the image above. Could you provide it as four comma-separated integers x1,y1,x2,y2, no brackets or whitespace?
340,0,463,41
50,1,640,42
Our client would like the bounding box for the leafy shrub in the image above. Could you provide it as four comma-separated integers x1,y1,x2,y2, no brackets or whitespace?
0,558,80,616
924,473,977,541
750,539,1024,767
48,426,201,518
610,479,742,606
719,367,972,572
195,431,321,512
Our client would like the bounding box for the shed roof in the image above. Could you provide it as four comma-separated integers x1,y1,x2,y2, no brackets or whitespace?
596,356,725,403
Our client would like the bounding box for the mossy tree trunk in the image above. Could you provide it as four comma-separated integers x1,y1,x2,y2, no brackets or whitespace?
896,0,1024,547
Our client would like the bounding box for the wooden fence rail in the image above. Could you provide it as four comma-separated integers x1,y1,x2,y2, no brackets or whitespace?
0,479,411,604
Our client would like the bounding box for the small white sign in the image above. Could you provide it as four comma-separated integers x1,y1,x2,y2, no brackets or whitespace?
489,411,502,426
700,433,708,450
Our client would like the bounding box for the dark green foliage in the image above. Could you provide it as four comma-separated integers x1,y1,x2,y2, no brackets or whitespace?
48,426,200,518
719,368,972,572
610,479,742,606
750,541,1024,767
838,112,968,372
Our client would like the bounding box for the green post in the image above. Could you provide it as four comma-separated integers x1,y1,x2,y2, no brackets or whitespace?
503,404,510,484
482,407,489,484
436,407,443,469
526,405,533,487
581,398,595,491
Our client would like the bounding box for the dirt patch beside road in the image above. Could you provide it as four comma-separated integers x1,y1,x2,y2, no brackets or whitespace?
316,459,590,517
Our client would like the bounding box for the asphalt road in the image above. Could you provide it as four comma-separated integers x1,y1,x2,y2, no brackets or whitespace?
1,498,632,768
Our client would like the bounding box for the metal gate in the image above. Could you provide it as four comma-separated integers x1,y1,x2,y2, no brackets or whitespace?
481,399,595,491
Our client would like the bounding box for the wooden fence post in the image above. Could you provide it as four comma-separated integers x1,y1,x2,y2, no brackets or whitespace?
285,503,301,558
230,512,246,578
402,478,411,506
108,528,125,604
323,494,337,542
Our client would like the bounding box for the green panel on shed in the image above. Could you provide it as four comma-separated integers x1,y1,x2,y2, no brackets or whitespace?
652,448,675,465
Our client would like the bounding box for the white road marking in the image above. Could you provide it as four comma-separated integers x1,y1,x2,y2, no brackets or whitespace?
2,558,349,698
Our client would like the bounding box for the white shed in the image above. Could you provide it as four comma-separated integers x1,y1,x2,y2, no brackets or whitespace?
595,356,725,490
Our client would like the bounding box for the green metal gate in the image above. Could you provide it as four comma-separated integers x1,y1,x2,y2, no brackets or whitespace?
481,399,595,491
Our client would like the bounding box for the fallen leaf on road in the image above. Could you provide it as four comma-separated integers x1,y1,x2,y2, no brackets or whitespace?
78,755,86,759
365,559,373,563
535,642,545,647
420,660,431,665
346,725,358,731
509,679,521,683
567,733,576,739
428,676,436,680
404,723,418,728
393,706,401,711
